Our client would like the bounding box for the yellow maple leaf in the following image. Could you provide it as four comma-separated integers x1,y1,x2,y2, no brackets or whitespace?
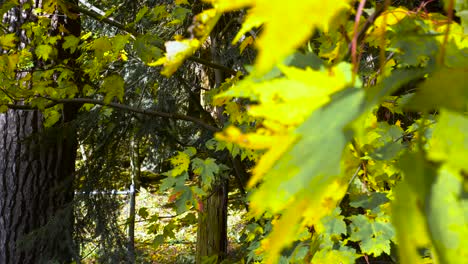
168,151,191,176
301,179,347,227
260,200,308,264
366,7,409,46
257,179,347,264
208,0,352,74
150,39,200,76
216,126,286,150
155,9,220,76
246,64,351,125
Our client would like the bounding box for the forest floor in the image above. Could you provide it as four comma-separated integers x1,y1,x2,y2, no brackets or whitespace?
81,187,246,263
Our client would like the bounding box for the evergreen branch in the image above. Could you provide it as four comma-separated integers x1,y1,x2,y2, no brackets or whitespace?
74,1,137,35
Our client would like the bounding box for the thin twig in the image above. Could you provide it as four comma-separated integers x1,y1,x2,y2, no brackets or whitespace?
344,4,386,61
348,164,362,186
352,0,367,80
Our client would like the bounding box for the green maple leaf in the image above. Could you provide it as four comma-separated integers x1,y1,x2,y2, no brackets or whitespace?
321,208,347,238
43,108,61,127
160,176,176,191
312,246,359,264
62,35,80,53
350,192,390,211
348,214,395,256
174,186,193,214
191,158,219,189
0,33,17,49
250,88,365,213
134,34,163,63
427,167,468,264
392,179,432,264
101,74,125,103
92,37,112,58
428,110,468,171
410,67,468,112
35,44,54,61
390,18,439,66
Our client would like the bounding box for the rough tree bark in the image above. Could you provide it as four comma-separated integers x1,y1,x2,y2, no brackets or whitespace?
196,181,228,263
0,1,81,263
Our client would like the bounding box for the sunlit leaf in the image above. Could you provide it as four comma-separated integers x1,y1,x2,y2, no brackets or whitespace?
217,63,354,127
91,37,112,58
192,158,220,189
43,108,61,127
312,246,359,264
394,152,436,264
232,11,264,44
248,89,365,263
249,88,364,213
259,200,307,264
0,33,17,49
366,7,410,46
209,0,351,74
348,213,395,256
156,8,220,76
164,151,191,177
175,0,189,5
35,44,54,61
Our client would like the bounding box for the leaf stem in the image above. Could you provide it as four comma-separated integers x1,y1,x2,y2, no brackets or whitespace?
351,0,367,82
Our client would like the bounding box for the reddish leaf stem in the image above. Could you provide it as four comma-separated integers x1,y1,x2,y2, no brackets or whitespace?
439,0,454,65
352,0,367,82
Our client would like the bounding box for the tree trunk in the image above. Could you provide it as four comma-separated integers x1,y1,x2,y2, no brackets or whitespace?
196,181,228,263
195,22,229,263
0,110,78,263
0,1,80,263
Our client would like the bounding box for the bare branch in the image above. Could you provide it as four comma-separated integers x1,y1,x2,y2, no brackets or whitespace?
4,98,220,132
